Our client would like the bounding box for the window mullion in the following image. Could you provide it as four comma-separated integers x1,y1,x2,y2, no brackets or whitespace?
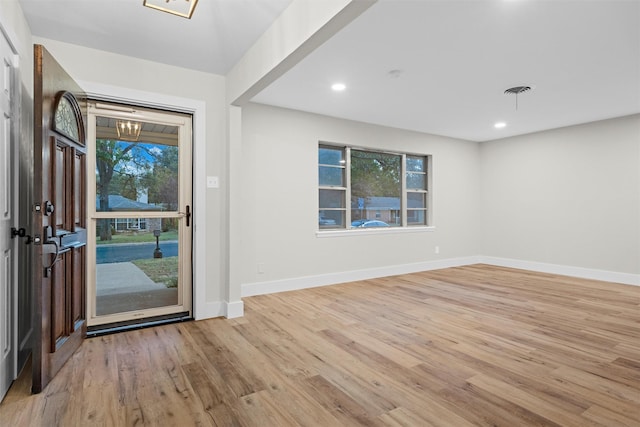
427,155,432,226
401,153,407,227
345,146,352,228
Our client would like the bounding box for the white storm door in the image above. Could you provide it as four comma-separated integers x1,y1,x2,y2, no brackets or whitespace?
87,102,193,326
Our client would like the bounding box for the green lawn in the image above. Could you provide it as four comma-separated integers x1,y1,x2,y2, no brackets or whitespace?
96,230,179,245
132,256,178,288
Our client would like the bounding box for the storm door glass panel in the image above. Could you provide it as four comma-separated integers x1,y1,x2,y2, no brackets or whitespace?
95,217,179,315
90,109,192,322
95,120,179,213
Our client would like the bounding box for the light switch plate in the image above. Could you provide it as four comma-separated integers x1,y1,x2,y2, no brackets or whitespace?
207,176,219,188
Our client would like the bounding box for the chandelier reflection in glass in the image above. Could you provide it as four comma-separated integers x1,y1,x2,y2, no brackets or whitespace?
116,120,142,142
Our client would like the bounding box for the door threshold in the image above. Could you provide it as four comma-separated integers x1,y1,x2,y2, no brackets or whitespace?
87,312,192,337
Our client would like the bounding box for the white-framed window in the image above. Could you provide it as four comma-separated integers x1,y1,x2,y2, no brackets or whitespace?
111,218,148,232
319,145,347,228
319,144,430,230
406,155,429,226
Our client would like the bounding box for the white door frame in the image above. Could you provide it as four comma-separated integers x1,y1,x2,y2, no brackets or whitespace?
77,82,214,319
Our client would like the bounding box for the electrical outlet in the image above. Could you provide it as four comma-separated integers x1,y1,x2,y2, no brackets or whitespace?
257,263,265,274
435,246,440,254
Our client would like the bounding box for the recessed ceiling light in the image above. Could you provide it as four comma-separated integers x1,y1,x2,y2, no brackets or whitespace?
494,122,507,129
331,83,346,92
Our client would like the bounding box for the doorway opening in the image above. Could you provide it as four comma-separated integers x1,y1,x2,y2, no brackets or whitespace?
86,101,193,330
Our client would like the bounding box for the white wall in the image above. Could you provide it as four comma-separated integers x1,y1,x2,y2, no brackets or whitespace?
31,37,229,314
0,0,32,92
480,114,640,278
240,103,481,295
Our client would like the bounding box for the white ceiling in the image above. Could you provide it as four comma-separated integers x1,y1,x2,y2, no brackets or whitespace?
18,0,293,75
19,0,640,142
254,0,640,141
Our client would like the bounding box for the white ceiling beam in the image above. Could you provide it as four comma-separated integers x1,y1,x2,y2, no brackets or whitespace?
226,0,377,106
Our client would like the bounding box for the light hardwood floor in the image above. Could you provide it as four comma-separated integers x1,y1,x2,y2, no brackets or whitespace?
1,264,639,426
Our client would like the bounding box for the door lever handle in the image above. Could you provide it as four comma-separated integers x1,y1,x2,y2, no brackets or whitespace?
42,239,60,278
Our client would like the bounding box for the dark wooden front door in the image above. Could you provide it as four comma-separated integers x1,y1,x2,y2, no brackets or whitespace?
32,44,87,393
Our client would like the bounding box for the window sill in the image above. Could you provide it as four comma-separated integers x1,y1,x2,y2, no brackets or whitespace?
316,226,436,238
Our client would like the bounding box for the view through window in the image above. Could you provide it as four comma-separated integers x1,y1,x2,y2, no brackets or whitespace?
319,145,430,230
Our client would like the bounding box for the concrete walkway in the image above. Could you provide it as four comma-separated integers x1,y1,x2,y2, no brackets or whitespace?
96,262,166,296
96,262,178,316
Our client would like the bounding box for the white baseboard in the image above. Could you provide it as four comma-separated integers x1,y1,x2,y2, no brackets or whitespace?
225,300,245,318
241,256,481,297
193,300,245,320
194,301,224,320
478,256,640,286
241,255,639,299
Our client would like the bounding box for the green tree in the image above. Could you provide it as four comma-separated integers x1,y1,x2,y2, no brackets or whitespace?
142,146,179,211
350,150,401,221
96,140,151,240
350,150,401,199
109,171,138,201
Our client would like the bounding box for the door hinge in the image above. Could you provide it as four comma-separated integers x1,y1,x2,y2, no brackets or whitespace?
10,227,33,244
11,227,26,238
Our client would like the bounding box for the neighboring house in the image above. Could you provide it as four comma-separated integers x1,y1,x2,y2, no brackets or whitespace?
352,196,401,224
95,194,164,232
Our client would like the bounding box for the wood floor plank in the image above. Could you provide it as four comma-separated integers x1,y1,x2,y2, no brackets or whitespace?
190,320,268,399
467,374,604,427
550,365,640,404
302,374,384,427
231,390,301,426
1,264,639,426
435,382,563,427
582,404,640,427
333,322,424,368
377,406,440,427
80,383,126,427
